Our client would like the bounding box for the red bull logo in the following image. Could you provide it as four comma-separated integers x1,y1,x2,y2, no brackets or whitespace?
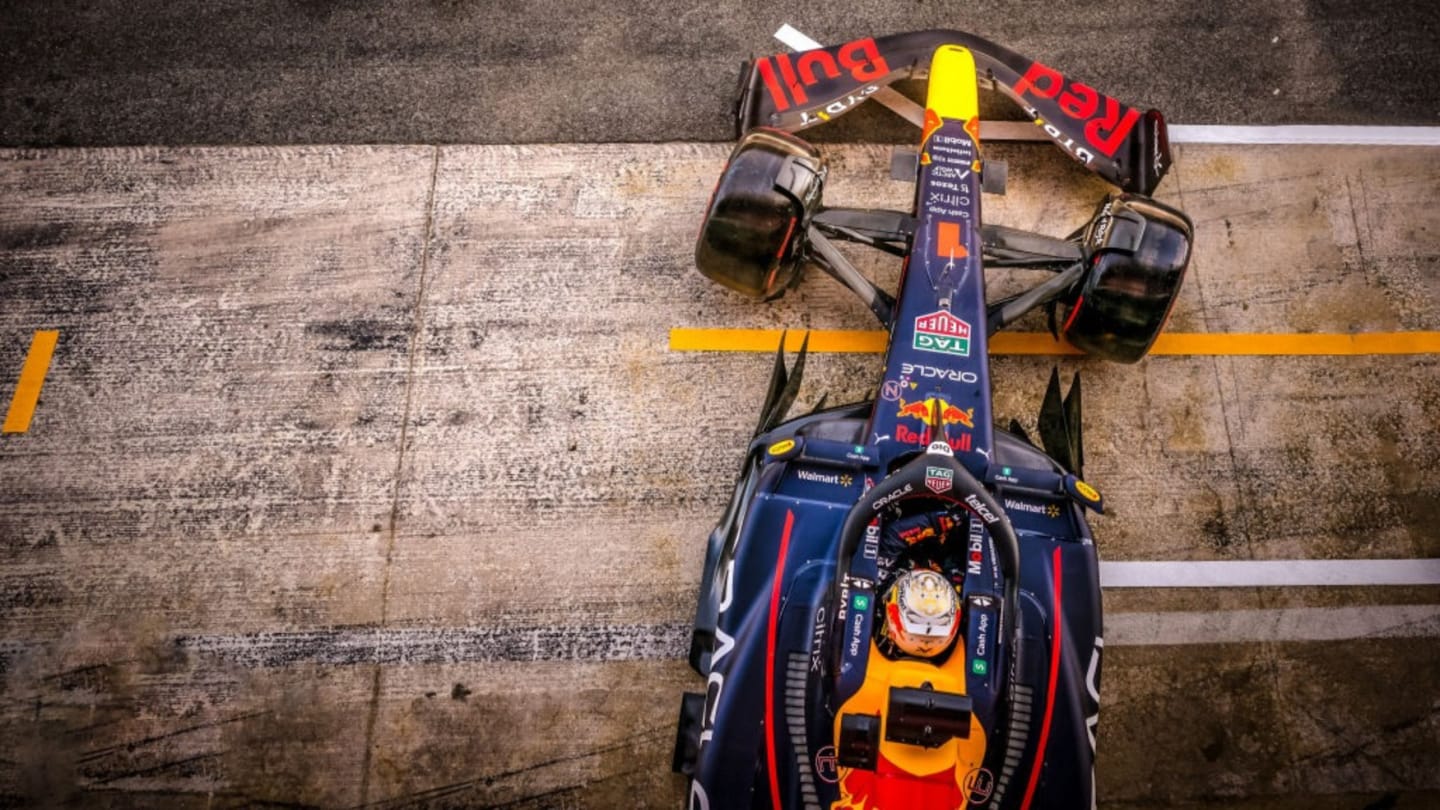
896,424,972,452
896,397,974,429
756,38,890,112
1013,60,1140,159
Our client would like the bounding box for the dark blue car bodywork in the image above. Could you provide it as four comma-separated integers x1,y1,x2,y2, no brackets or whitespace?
677,29,1178,810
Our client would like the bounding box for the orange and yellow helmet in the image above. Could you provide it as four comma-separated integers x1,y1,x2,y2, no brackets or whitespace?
879,569,961,658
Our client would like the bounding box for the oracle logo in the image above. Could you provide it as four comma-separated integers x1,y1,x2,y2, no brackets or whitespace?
757,38,891,112
1014,60,1139,159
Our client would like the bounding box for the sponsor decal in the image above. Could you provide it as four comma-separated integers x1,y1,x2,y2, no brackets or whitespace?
847,608,866,657
1014,61,1140,158
756,38,890,112
896,423,972,452
810,605,827,672
896,396,974,428
697,560,737,765
972,610,990,670
1024,107,1097,165
1089,199,1116,249
1086,637,1104,751
965,493,1000,525
880,379,902,401
862,522,879,560
1152,116,1165,178
963,768,996,803
799,84,880,126
913,310,972,357
966,519,985,576
928,188,970,209
767,439,795,456
926,440,953,457
900,361,978,384
852,593,871,611
815,745,840,784
797,469,853,487
1003,498,1065,520
1075,479,1101,502
870,482,913,511
925,465,953,494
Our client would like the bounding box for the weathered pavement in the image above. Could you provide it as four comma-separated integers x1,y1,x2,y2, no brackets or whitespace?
3,0,1439,146
1,141,1438,807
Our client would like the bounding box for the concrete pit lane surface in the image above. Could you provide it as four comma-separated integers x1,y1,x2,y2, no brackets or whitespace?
2,3,1440,808
2,141,1438,808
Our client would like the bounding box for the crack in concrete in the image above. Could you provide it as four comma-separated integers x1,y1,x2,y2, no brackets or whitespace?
358,144,443,807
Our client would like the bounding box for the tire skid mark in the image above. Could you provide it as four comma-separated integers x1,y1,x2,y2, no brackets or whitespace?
359,727,668,809
77,711,268,763
87,751,222,786
177,623,690,668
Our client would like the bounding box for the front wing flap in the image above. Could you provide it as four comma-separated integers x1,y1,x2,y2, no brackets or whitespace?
735,29,1172,195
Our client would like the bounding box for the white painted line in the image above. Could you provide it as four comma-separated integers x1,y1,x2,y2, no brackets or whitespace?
1169,124,1440,146
774,23,821,51
982,123,1440,146
1100,559,1440,588
1107,604,1440,646
775,24,1440,146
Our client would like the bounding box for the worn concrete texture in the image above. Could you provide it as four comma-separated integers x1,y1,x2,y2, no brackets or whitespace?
0,142,1438,807
2,0,1439,146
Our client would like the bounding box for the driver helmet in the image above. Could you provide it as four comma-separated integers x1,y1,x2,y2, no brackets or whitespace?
880,569,962,658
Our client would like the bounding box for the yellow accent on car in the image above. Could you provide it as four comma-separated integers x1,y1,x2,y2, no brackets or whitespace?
832,641,988,781
924,45,980,124
767,439,796,456
1075,480,1101,502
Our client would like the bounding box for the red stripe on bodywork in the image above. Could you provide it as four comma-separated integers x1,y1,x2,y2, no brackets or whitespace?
1020,545,1065,810
765,509,796,809
756,58,790,111
1061,294,1085,333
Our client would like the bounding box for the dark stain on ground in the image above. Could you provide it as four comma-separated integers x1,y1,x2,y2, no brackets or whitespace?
0,222,72,250
450,683,470,701
1200,728,1226,762
0,572,66,612
305,318,409,353
1200,493,1237,551
1363,793,1399,810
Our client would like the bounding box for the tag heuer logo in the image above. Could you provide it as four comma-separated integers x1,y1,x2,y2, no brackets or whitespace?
925,466,954,494
914,310,972,357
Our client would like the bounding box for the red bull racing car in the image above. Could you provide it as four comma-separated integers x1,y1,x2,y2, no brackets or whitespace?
672,29,1194,810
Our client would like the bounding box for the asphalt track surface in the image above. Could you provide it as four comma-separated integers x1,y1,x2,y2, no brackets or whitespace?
2,3,1440,809
2,0,1440,146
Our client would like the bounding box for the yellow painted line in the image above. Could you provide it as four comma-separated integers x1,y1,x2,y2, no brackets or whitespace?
3,330,60,434
669,328,1440,356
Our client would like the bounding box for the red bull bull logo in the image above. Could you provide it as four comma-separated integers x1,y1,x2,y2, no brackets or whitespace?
896,397,974,428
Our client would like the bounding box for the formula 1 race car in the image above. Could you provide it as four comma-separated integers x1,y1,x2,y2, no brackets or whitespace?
672,30,1193,810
